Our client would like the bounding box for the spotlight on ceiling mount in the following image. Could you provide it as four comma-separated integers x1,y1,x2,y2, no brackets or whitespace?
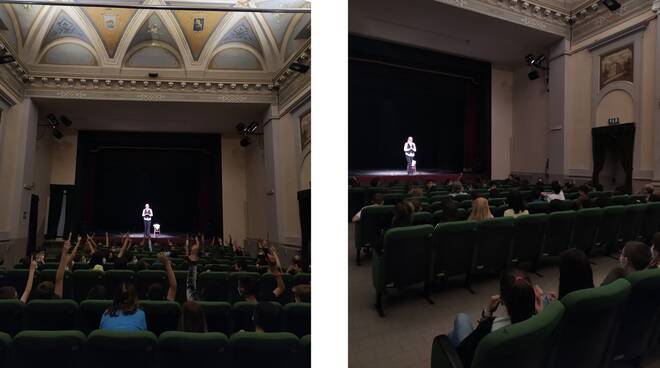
524,53,550,90
601,0,621,11
525,54,546,68
289,62,310,73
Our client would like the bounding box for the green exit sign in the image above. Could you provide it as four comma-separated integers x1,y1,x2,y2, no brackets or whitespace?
608,117,620,125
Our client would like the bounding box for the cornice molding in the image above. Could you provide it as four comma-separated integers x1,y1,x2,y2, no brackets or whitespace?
433,0,570,36
572,0,653,42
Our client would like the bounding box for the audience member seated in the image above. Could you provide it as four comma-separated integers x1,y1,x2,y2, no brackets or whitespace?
503,190,528,218
254,301,281,333
409,198,422,213
468,197,493,221
0,258,37,303
543,181,565,202
530,188,544,203
558,248,594,299
369,177,381,187
425,180,437,192
391,200,413,227
575,185,591,209
292,284,311,303
447,269,539,367
601,241,652,286
100,281,147,331
351,193,384,222
648,232,660,269
178,300,207,332
145,252,177,301
449,181,468,197
286,254,303,275
641,184,660,202
439,199,460,222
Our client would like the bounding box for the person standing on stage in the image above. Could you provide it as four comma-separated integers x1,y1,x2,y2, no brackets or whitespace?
403,136,417,175
142,204,153,238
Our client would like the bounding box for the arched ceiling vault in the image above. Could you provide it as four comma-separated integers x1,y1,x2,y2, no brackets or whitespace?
0,0,310,82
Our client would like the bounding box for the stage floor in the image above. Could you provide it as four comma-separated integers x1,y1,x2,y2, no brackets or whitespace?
350,169,478,184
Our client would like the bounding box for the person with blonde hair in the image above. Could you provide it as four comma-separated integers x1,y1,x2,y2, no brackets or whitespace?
468,197,493,221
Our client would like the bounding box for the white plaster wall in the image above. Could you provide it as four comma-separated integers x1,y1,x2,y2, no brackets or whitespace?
491,67,513,179
221,136,248,246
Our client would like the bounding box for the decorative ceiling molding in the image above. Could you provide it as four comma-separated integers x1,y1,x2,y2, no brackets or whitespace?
572,0,653,42
433,0,570,37
0,0,310,82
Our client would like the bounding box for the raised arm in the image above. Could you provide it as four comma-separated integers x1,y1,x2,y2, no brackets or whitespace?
118,233,130,259
20,258,37,303
158,252,177,302
268,254,286,298
105,232,110,248
55,238,75,298
186,241,200,301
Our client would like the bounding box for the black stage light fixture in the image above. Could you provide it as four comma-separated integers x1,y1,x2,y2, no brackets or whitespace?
236,123,246,133
52,127,63,140
289,62,310,73
247,122,259,134
524,54,535,66
0,54,14,64
60,115,72,127
531,54,546,68
46,113,59,127
148,72,159,78
528,69,540,80
601,0,621,11
240,137,251,147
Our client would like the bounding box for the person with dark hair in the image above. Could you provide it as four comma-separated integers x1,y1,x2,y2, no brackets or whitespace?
391,200,413,228
447,269,539,367
601,241,652,286
425,180,437,192
449,181,467,197
145,252,176,301
440,199,460,223
504,190,528,218
543,181,565,202
100,282,146,331
351,192,384,223
0,258,37,303
87,285,107,300
179,301,207,332
575,185,591,210
649,232,660,269
254,301,281,333
558,248,594,299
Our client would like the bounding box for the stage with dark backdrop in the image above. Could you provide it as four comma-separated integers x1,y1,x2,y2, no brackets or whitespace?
69,131,222,235
349,35,492,176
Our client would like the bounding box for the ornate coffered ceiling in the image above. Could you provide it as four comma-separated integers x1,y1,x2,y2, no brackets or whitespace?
0,0,310,85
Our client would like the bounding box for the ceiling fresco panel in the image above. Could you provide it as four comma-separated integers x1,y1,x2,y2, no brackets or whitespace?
173,9,226,60
82,7,137,58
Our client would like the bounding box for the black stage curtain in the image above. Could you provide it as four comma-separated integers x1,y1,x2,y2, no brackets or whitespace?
75,131,222,235
298,189,311,268
592,123,635,194
349,35,491,175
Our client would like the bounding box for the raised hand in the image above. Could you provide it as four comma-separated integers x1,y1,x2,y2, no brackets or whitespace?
157,251,169,265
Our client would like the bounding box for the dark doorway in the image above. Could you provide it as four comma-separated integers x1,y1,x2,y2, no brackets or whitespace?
27,194,39,255
592,123,635,194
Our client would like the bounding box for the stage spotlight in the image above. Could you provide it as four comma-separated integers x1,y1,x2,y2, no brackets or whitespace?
247,122,259,134
46,113,59,127
60,115,72,127
601,0,621,11
240,137,251,147
52,127,63,140
524,54,535,66
531,54,546,67
289,62,310,73
528,70,540,80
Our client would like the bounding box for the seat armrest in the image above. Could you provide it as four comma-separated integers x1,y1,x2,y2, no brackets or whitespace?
432,335,464,368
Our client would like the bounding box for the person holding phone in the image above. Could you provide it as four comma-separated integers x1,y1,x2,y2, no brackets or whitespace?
446,269,541,367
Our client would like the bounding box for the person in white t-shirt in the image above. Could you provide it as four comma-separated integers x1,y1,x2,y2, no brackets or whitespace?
142,204,153,237
543,181,565,202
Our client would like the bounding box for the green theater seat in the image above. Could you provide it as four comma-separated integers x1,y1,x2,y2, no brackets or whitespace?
158,331,229,368
229,331,300,368
24,299,78,331
432,221,477,292
13,330,86,367
88,330,158,368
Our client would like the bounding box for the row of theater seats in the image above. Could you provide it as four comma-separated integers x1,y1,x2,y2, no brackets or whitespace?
0,299,310,337
432,268,660,368
0,269,310,304
370,203,660,315
0,329,310,368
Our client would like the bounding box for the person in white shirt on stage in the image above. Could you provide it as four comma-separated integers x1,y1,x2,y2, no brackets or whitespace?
142,204,153,237
403,136,417,175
